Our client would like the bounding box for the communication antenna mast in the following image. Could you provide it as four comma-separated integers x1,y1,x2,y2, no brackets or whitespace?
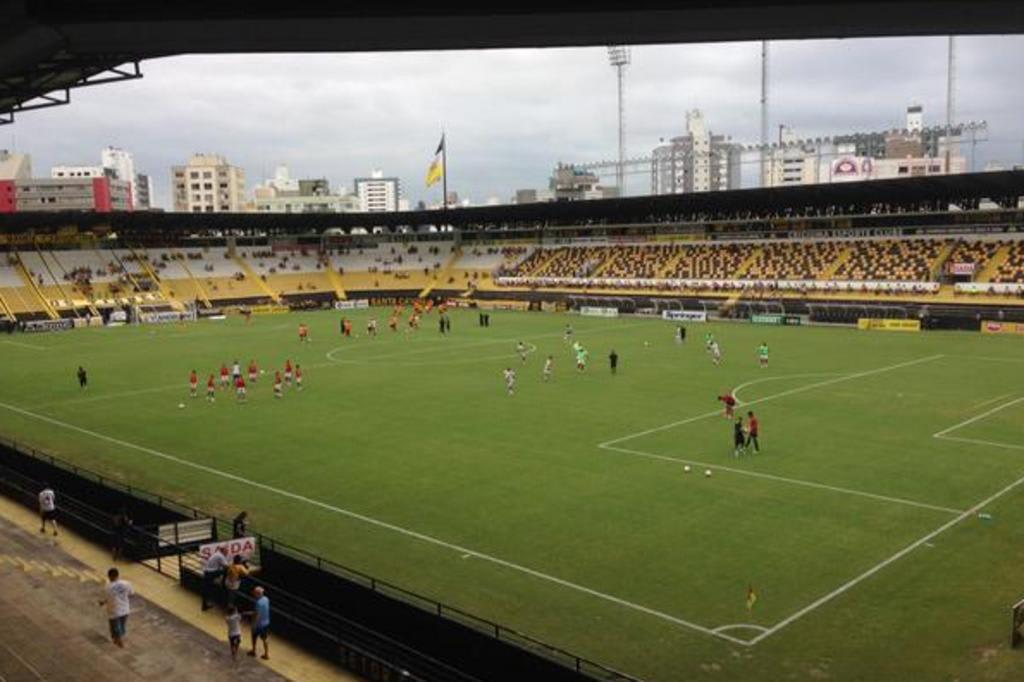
607,45,631,196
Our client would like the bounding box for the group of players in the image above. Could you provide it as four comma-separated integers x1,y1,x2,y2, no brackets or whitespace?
188,357,303,403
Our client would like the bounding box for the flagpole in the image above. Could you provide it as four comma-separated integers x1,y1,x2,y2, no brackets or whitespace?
441,130,448,212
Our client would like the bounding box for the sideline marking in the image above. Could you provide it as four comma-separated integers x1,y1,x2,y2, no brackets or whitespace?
0,339,46,351
970,393,1014,410
600,355,944,448
0,398,748,647
602,444,962,515
749,465,1024,645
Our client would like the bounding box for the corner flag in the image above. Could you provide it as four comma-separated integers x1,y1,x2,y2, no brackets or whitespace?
746,585,758,610
426,134,445,187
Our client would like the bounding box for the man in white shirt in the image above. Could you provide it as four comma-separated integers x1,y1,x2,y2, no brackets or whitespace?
38,484,58,536
99,567,133,647
202,550,231,611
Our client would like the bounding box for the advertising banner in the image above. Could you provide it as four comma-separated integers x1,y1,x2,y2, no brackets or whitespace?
579,306,619,318
199,537,257,562
661,310,708,322
980,321,1024,336
334,300,370,310
751,314,803,326
857,318,921,332
23,319,73,333
948,262,976,276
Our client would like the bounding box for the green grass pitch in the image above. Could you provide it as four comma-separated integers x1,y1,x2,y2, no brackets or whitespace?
1,307,1023,681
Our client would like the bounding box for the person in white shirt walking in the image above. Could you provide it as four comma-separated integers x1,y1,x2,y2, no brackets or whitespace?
98,567,133,647
225,605,243,665
38,483,58,536
202,550,231,611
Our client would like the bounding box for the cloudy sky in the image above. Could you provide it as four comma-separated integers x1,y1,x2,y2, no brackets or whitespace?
4,34,1022,208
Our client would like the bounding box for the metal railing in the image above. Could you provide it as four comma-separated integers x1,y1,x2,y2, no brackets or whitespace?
0,435,642,682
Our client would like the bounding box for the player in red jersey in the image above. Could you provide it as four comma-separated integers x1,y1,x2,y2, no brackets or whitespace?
235,375,247,402
745,411,760,453
342,319,352,337
248,359,258,383
189,370,198,398
206,374,216,402
718,392,737,419
284,360,293,386
219,363,230,390
295,364,303,391
298,323,309,342
273,371,283,399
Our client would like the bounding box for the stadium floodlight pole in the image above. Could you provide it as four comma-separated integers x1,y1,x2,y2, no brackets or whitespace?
607,45,631,197
945,36,956,174
760,40,769,188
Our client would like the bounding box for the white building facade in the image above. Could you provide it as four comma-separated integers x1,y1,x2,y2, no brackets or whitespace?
172,153,246,212
651,110,741,194
354,170,400,212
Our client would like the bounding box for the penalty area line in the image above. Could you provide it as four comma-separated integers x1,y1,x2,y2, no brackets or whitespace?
0,399,748,647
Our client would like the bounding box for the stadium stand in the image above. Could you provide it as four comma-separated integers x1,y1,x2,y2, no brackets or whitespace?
832,239,948,282
991,241,1024,284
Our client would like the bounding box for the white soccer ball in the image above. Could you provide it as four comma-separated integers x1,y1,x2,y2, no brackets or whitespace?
178,403,185,409
260,369,265,375
683,465,691,473
704,469,712,477
644,341,649,346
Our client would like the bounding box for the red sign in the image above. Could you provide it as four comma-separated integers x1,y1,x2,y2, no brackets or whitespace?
198,537,256,561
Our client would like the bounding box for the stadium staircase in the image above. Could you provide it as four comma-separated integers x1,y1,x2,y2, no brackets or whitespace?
419,249,463,298
168,247,212,308
11,252,59,319
733,245,763,278
588,250,620,278
929,240,957,280
820,245,854,279
976,243,1011,282
123,246,175,309
43,248,99,317
656,248,688,278
522,248,557,276
232,254,283,303
325,266,348,301
32,247,80,317
0,290,15,321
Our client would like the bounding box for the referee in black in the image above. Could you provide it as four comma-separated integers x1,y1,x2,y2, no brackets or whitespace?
609,349,618,375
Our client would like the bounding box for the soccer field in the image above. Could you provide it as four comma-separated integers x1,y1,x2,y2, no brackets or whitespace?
1,308,1023,681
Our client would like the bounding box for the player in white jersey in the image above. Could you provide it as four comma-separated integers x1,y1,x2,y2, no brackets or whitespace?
564,324,574,343
503,367,517,396
516,341,528,363
543,355,554,382
710,340,722,366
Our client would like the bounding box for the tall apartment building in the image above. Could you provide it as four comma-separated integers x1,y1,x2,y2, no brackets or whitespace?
651,110,741,194
354,169,400,212
101,146,136,201
0,150,32,180
134,173,154,210
2,177,132,213
172,153,246,212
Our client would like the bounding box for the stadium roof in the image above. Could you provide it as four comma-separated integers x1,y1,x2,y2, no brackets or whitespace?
1,170,1021,236
2,0,1023,123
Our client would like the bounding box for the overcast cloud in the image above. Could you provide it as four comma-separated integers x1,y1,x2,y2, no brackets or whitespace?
4,35,1022,209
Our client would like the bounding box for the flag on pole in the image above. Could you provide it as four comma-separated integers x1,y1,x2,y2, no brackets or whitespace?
426,134,445,187
746,585,758,610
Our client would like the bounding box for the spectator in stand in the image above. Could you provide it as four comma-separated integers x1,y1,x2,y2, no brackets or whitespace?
247,586,271,660
232,511,248,539
111,506,132,561
98,567,134,647
225,554,257,607
201,550,231,611
38,483,58,536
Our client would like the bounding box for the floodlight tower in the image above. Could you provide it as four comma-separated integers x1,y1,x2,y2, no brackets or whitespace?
607,45,631,195
945,36,956,172
760,41,769,188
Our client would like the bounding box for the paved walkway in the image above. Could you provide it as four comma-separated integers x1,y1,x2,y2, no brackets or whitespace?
0,494,358,682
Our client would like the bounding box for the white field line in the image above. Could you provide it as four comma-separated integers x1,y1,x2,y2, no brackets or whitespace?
0,339,46,351
712,623,769,635
948,355,1024,364
0,399,749,647
934,435,1024,452
603,444,963,515
749,463,1024,645
970,392,1015,410
600,355,944,448
932,396,1024,438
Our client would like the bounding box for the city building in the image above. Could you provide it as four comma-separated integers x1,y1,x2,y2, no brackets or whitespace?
134,173,154,210
548,165,618,201
0,150,32,180
651,110,742,194
253,166,358,214
760,105,968,187
51,165,108,179
1,176,132,213
354,169,400,212
172,153,246,212
100,146,136,201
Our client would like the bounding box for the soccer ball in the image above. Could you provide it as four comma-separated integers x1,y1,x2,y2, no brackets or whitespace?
644,341,649,347
178,403,185,409
704,469,712,477
683,465,691,473
260,369,265,375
